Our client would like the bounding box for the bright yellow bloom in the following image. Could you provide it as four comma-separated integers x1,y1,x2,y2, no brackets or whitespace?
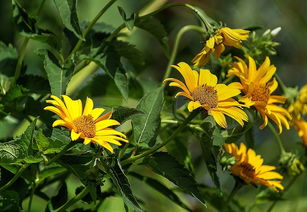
288,85,307,145
44,95,128,153
293,118,307,146
224,143,284,191
288,84,307,120
227,56,291,133
192,27,249,67
164,62,248,128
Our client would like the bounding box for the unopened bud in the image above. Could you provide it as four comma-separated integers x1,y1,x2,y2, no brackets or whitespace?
271,27,281,36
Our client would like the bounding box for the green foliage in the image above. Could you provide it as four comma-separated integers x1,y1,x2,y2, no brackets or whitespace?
0,1,304,211
144,152,205,204
132,86,164,147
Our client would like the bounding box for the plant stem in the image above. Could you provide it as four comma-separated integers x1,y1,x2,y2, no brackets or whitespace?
267,174,301,212
0,163,30,192
46,141,78,165
27,182,36,212
268,122,286,154
12,0,47,86
55,186,90,212
224,180,242,211
13,38,29,85
65,0,118,62
163,25,206,81
121,110,199,166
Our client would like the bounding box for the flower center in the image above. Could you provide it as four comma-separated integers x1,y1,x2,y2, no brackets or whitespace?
251,85,270,103
73,115,96,138
191,84,218,108
239,162,255,179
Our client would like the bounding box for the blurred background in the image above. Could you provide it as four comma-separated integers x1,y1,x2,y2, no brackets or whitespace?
0,0,307,211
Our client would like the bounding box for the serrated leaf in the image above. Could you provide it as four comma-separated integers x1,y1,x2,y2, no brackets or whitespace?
112,106,142,123
53,0,83,40
130,172,192,211
44,53,72,96
135,16,169,56
132,87,164,147
107,160,142,211
145,152,205,204
0,119,38,164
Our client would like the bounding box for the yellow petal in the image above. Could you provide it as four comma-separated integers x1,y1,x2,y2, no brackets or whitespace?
210,110,227,128
96,119,120,131
83,97,94,116
93,139,114,153
83,138,91,145
216,84,241,101
71,130,81,141
90,108,105,121
199,69,217,87
95,111,112,123
172,62,197,91
96,129,127,138
187,101,202,112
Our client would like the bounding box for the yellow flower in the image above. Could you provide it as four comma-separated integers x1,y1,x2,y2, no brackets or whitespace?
288,84,307,120
224,143,284,191
164,62,248,128
44,95,128,153
288,85,307,145
227,56,291,133
192,27,249,67
293,118,307,146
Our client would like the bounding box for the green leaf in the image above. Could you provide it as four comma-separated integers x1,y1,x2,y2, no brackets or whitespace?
144,152,205,205
0,119,38,164
199,138,220,189
107,160,142,211
0,42,17,62
132,87,164,147
44,53,72,96
114,69,129,100
135,16,169,56
212,127,225,146
112,106,142,123
130,172,192,211
53,0,83,40
118,6,136,31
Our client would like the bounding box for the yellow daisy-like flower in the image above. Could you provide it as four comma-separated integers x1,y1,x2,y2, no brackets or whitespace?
164,62,248,128
293,118,307,146
288,84,307,145
224,142,284,191
44,95,128,153
192,27,249,67
227,56,291,133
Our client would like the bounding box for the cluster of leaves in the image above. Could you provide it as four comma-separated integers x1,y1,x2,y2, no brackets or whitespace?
0,0,304,212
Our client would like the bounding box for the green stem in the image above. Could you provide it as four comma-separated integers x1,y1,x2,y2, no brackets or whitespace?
46,141,78,165
121,110,199,166
144,3,213,30
55,186,90,212
267,174,300,212
224,180,242,210
65,0,118,62
268,122,286,154
0,163,30,192
163,25,206,81
13,38,29,85
12,0,47,86
27,182,36,212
